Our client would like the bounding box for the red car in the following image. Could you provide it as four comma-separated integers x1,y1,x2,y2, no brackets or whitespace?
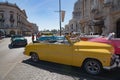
89,33,120,56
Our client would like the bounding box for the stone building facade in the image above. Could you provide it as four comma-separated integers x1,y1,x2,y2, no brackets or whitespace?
0,2,38,36
65,0,120,37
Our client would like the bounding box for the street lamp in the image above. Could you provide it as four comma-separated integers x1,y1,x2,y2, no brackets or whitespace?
59,0,62,36
58,0,65,36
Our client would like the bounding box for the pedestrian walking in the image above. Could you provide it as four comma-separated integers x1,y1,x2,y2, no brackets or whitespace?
36,32,41,40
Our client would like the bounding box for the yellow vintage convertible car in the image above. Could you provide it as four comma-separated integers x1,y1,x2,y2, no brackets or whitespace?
24,36,118,75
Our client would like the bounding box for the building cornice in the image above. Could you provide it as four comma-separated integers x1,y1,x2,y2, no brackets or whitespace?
0,2,27,18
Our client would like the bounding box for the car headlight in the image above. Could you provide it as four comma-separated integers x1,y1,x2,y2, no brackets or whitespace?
110,54,119,66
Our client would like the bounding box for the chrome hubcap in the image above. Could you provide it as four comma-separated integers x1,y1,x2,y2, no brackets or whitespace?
86,61,100,74
31,54,38,62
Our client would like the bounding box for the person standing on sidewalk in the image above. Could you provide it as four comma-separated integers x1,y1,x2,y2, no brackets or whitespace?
32,33,34,43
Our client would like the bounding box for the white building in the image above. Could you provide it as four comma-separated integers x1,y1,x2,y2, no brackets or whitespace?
0,2,38,36
65,0,120,37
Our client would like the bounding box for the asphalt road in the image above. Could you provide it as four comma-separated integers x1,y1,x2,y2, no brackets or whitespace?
0,37,31,80
0,37,120,80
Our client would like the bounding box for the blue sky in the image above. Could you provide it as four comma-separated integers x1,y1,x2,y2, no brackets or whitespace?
0,0,77,31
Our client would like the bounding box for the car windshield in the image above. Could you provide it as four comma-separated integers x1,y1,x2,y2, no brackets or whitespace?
12,35,23,39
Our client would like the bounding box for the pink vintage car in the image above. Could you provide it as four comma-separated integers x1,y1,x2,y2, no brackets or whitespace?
89,33,120,56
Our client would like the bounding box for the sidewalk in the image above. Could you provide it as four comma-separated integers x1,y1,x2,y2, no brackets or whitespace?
0,38,4,43
0,39,2,42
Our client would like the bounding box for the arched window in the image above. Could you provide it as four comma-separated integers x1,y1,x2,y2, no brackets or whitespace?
9,11,14,22
0,10,5,27
0,10,4,20
10,30,15,35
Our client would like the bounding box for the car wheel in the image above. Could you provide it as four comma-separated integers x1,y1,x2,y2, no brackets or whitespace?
24,44,27,47
31,53,39,62
11,43,14,47
83,59,102,75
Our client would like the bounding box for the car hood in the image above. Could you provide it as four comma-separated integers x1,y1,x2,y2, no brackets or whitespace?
89,37,112,44
74,41,114,54
74,41,111,47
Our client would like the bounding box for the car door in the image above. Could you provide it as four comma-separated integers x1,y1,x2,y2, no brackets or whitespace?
36,43,53,61
47,43,73,65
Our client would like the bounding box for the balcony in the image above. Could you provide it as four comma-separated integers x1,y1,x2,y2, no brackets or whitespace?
110,5,120,13
0,18,5,22
104,0,113,7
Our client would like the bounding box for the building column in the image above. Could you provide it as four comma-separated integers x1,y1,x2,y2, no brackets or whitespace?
4,10,10,27
80,24,85,34
84,24,89,34
91,26,95,34
73,22,76,32
14,12,17,27
77,22,81,32
103,3,114,35
104,15,114,35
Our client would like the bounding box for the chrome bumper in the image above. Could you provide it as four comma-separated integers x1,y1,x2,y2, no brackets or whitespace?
104,54,120,70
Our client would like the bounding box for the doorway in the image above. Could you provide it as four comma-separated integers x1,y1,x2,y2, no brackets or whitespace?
10,30,15,36
116,19,120,38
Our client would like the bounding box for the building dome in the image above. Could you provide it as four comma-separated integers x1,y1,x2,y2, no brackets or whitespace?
73,0,82,19
74,0,82,11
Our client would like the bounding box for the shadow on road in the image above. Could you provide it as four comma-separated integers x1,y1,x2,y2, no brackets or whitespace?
22,59,120,80
8,44,25,49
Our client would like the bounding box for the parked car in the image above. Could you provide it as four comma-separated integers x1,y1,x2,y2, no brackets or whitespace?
24,36,119,75
79,34,100,41
0,35,2,39
0,34,5,39
11,36,27,47
89,33,120,56
11,35,23,41
36,35,65,43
